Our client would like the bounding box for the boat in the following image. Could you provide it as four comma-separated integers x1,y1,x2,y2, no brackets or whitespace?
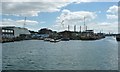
116,34,120,41
50,39,60,43
116,37,120,41
44,38,51,41
80,30,105,40
61,38,70,41
80,37,96,40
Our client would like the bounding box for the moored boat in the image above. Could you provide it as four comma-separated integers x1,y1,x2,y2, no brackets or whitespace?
116,34,120,41
44,38,51,41
61,38,70,41
116,37,120,41
80,30,105,40
50,39,60,43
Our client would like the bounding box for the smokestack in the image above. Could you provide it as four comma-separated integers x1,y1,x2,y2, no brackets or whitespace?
86,26,87,31
80,26,81,32
84,16,86,31
74,25,76,32
23,17,26,28
68,25,70,31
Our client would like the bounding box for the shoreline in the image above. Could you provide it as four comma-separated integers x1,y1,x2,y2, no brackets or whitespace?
1,36,113,43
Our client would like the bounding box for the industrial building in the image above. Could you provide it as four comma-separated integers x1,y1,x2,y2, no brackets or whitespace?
2,27,14,38
1,26,30,38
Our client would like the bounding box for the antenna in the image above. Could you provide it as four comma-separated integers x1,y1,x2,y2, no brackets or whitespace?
23,17,26,28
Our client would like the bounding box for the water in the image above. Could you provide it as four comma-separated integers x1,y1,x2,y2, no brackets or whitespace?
2,37,118,70
0,43,2,71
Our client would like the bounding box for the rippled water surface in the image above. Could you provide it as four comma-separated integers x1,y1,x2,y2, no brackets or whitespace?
2,37,118,70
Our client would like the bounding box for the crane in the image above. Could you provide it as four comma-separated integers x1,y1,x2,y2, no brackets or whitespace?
60,14,68,30
61,20,65,27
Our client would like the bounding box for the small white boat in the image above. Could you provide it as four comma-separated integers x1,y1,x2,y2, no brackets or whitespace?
44,38,51,41
50,39,60,43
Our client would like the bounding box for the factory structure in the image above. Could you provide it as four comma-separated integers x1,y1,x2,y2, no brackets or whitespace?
1,26,31,42
2,26,30,38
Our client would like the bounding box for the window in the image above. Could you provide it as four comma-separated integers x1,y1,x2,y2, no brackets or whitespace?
2,30,5,32
11,30,13,33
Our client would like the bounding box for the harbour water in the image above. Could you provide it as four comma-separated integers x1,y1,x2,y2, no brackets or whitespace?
0,43,2,71
2,37,118,70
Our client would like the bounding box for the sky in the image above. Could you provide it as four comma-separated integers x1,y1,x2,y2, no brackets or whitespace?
1,0,119,33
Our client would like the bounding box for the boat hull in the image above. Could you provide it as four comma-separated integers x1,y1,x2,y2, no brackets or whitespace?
61,38,69,41
116,37,120,41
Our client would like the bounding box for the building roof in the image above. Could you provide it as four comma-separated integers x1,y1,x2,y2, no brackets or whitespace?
1,26,15,28
1,26,28,30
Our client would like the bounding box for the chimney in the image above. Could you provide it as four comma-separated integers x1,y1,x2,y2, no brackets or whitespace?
80,26,81,32
68,25,70,31
86,26,87,31
74,25,76,32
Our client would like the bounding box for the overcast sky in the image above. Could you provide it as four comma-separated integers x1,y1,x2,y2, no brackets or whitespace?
1,0,119,33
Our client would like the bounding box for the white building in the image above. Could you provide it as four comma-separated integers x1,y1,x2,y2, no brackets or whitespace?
2,26,14,38
1,26,30,38
13,27,30,37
